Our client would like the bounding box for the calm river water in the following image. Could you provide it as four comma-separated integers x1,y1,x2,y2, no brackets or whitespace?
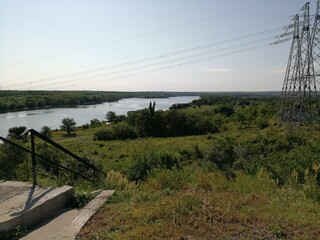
0,96,199,137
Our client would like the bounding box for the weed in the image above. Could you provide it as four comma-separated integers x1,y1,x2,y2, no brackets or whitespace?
0,225,27,240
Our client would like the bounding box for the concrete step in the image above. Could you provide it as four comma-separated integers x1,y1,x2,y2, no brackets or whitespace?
21,208,80,240
0,181,74,233
21,190,115,240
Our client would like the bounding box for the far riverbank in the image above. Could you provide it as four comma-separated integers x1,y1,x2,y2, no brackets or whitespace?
0,96,199,137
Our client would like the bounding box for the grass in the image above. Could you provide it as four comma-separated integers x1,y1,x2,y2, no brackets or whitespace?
5,97,320,238
51,127,212,174
77,167,320,239
24,103,320,239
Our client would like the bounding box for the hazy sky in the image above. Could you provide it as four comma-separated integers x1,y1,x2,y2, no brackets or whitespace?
0,0,313,91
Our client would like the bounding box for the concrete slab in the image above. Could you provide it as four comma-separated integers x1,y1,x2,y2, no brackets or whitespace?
21,190,115,240
21,208,80,240
0,181,34,204
0,184,74,232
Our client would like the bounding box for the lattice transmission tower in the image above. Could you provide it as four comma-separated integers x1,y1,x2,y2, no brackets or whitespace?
280,1,320,125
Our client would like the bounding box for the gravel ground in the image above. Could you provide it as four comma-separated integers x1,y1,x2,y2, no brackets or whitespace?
0,186,29,204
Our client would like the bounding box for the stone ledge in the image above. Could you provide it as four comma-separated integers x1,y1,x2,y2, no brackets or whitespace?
0,183,74,232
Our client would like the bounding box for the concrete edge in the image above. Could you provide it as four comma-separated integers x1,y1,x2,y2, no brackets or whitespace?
0,181,33,188
58,190,115,239
91,189,103,198
21,186,75,228
0,185,74,232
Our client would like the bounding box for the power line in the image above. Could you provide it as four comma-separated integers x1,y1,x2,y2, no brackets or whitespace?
0,0,278,69
13,35,276,90
49,43,272,91
10,36,278,89
4,15,292,84
3,25,286,89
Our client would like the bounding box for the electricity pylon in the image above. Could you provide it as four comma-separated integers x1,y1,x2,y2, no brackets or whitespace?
280,2,320,125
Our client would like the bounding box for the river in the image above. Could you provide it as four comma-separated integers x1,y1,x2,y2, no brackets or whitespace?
0,96,199,137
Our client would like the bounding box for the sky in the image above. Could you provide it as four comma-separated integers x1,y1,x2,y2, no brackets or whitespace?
0,0,314,92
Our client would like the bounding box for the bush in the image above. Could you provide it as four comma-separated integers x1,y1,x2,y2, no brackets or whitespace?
205,137,237,180
256,117,269,129
90,118,103,128
40,126,52,138
93,123,137,141
215,104,235,116
94,129,115,141
113,123,138,140
128,151,181,181
73,191,93,208
105,170,136,190
7,126,27,140
0,225,27,240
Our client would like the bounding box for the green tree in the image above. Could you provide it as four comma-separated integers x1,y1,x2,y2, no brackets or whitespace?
90,118,102,128
215,104,235,117
40,126,52,138
7,126,27,140
149,101,156,116
60,118,76,135
105,111,117,124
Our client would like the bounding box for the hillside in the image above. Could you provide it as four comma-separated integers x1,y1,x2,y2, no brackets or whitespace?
2,95,320,239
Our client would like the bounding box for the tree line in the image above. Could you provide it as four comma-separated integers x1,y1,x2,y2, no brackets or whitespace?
94,96,279,141
0,90,201,112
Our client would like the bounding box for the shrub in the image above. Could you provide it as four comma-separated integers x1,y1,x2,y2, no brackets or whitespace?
215,104,235,116
90,118,103,128
113,123,138,140
256,117,269,129
73,191,93,208
105,170,136,190
128,151,181,182
7,126,27,140
0,225,27,240
94,129,115,141
40,126,52,138
205,137,237,180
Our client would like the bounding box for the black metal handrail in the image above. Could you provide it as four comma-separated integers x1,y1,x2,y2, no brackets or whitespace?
0,129,105,185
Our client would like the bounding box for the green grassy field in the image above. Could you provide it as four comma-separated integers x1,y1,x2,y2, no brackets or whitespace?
53,108,320,238
61,127,320,239
2,96,320,239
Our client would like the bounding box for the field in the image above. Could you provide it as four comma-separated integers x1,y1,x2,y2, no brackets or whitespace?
2,95,320,239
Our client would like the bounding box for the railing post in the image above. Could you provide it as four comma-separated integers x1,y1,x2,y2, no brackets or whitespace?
31,131,37,185
56,166,59,179
25,157,29,181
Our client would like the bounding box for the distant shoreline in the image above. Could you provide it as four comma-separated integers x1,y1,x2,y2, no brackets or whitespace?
0,91,281,114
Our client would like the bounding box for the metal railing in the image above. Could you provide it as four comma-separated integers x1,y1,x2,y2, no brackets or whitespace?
0,129,104,185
